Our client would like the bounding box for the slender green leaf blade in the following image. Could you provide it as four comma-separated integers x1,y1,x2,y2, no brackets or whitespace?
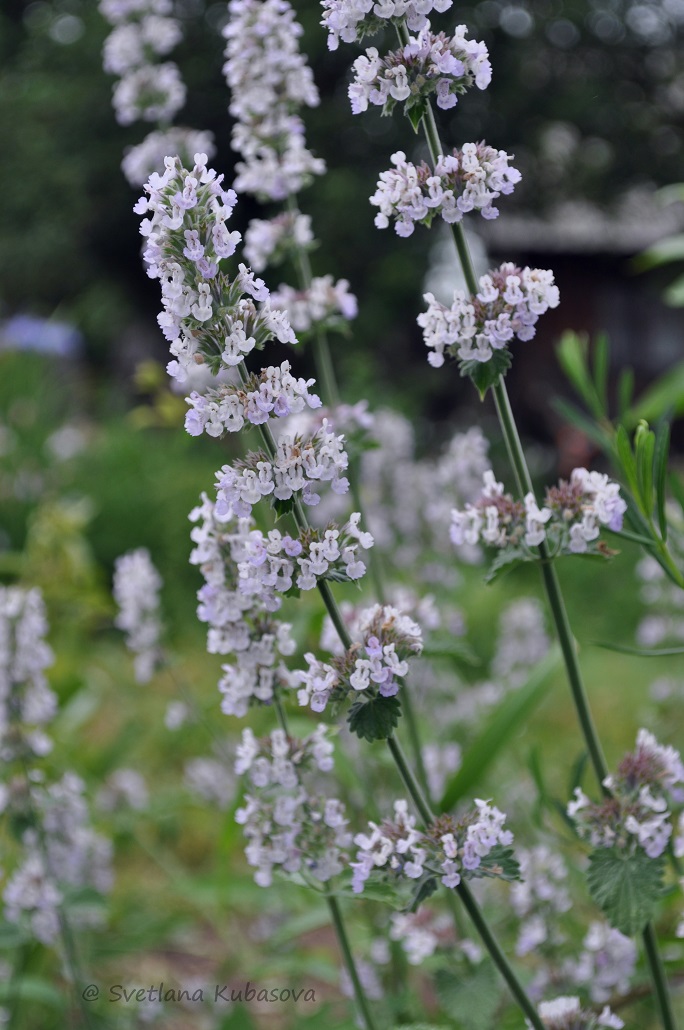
438,649,559,813
630,362,684,421
654,421,671,541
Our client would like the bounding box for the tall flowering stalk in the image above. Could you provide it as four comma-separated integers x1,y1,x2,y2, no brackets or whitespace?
325,3,679,1025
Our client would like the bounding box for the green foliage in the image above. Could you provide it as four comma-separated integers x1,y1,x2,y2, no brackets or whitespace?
434,963,500,1030
460,351,512,401
587,847,665,936
347,695,402,741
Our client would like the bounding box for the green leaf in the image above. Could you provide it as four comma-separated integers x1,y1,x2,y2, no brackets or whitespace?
615,425,638,496
272,496,295,519
592,333,610,415
484,546,530,584
629,361,684,422
0,977,67,1010
654,421,671,540
468,844,520,881
422,636,480,666
438,649,559,813
594,641,684,657
347,695,402,742
406,102,425,133
664,273,684,307
634,421,656,517
460,349,512,400
587,847,665,936
556,331,595,410
617,368,635,421
632,233,684,271
407,875,438,912
550,397,612,451
435,963,500,1030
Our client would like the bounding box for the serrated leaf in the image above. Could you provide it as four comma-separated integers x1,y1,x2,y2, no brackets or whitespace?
407,875,438,912
347,695,402,742
587,847,665,936
654,421,671,540
468,845,520,882
272,496,295,519
439,649,559,812
406,102,425,133
435,963,499,1030
460,349,512,400
484,546,530,584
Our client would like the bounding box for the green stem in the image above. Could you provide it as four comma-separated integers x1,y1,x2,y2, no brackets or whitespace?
326,895,380,1030
642,923,679,1030
399,683,431,801
448,885,545,1030
404,52,678,1029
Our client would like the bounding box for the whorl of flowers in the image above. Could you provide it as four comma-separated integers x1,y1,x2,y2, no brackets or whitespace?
189,494,296,717
135,154,296,383
99,0,186,127
529,996,624,1030
371,146,521,237
349,26,491,116
223,0,325,200
418,263,560,369
3,773,113,945
237,513,374,602
568,729,684,859
235,725,351,886
510,845,571,957
567,922,637,1005
184,360,322,439
0,587,56,760
295,604,423,712
121,127,217,188
450,468,626,557
351,797,515,894
321,0,453,50
214,419,350,518
269,277,359,334
244,211,314,273
389,907,457,964
112,548,164,683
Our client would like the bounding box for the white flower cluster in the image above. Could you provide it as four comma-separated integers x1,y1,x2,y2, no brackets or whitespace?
99,0,186,126
122,127,217,188
321,0,453,50
568,729,684,860
184,756,236,810
238,513,374,603
3,773,113,945
349,26,491,116
223,0,325,200
389,908,456,964
113,548,164,683
184,361,321,439
189,494,297,717
530,996,624,1030
295,604,423,712
371,146,521,238
269,276,359,333
235,726,351,886
351,797,513,893
567,922,637,1005
418,262,559,368
450,468,626,555
244,211,314,273
214,419,350,517
135,154,296,383
0,587,56,760
421,742,462,800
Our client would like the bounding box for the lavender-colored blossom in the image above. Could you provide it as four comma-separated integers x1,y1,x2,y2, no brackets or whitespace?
418,262,559,368
349,26,491,116
321,0,453,50
528,996,624,1029
121,127,216,187
0,587,56,760
566,922,636,1004
268,276,358,333
371,146,521,237
113,548,164,683
244,211,314,272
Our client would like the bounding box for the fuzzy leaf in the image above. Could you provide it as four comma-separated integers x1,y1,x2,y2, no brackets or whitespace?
587,847,665,936
484,546,530,584
347,695,402,742
272,496,295,519
406,102,425,133
435,964,499,1030
460,349,512,400
407,875,438,912
468,845,520,882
